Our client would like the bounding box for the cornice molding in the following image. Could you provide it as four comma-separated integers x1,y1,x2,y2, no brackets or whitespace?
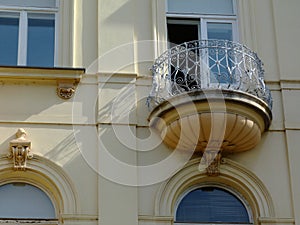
0,66,85,99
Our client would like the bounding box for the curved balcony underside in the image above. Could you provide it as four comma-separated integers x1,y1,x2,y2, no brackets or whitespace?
149,89,272,153
148,40,272,157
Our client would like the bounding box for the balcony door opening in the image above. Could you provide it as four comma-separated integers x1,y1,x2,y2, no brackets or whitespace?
166,0,238,89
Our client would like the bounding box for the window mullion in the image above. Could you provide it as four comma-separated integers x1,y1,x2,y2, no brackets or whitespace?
232,20,239,42
54,12,58,66
18,10,28,66
200,19,208,40
200,19,209,88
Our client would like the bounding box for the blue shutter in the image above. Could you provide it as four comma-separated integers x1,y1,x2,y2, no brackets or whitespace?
176,187,250,223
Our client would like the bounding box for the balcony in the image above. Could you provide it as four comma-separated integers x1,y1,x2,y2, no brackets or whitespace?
147,40,272,175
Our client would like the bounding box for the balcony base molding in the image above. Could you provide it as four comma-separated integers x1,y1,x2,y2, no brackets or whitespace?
149,90,272,155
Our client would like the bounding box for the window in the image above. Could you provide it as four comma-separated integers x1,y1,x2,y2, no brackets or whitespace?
167,0,238,44
0,0,58,67
0,183,57,224
166,0,238,88
175,186,252,224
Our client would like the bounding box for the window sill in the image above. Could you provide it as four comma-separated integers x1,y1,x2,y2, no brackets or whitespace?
0,219,58,225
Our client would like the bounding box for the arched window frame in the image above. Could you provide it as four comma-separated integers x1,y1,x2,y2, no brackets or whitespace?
174,183,254,224
154,158,275,225
0,154,79,225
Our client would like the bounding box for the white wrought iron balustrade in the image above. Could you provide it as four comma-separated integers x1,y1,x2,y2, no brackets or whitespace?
148,40,272,109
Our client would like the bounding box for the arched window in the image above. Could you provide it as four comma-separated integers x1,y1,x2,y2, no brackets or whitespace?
175,186,252,224
0,183,56,220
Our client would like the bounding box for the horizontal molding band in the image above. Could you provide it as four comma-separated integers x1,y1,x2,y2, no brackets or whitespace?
258,217,294,223
138,215,173,222
61,214,98,221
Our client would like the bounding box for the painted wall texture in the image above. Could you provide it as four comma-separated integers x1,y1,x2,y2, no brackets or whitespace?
0,0,299,225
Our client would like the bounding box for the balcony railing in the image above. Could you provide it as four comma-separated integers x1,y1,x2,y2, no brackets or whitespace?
148,40,272,109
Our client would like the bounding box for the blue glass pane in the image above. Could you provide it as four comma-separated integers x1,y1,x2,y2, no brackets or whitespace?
208,23,233,83
176,187,250,223
0,183,56,219
27,16,55,67
208,22,233,41
0,17,19,66
0,0,57,8
167,0,234,15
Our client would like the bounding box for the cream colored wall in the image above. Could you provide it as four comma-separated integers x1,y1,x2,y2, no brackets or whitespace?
0,74,98,224
229,0,296,222
57,0,98,68
132,1,298,225
72,0,299,224
94,1,156,221
1,0,299,225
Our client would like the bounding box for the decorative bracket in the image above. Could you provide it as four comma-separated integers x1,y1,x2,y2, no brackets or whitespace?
8,128,33,170
57,81,76,100
199,150,222,176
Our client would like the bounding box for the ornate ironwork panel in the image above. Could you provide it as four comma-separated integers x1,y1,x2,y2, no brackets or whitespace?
148,40,272,109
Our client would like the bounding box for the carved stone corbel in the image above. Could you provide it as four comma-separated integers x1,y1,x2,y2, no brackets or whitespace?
8,128,33,170
199,150,222,176
57,81,76,99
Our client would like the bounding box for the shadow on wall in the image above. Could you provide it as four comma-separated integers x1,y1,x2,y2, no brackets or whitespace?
0,84,71,123
0,125,80,166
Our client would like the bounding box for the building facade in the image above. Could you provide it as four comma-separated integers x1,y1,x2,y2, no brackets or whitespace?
0,0,299,225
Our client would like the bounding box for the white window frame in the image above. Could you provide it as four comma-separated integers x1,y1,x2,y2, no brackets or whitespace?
166,16,239,43
166,17,238,43
167,18,201,46
201,18,238,41
0,0,59,66
166,0,239,41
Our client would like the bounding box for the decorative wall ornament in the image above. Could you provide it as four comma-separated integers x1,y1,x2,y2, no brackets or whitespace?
199,150,222,176
57,82,76,99
8,128,33,170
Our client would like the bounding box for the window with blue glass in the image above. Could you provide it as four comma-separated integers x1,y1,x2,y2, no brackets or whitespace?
167,0,237,43
0,183,56,219
167,0,238,87
0,14,19,66
175,187,252,224
0,0,58,67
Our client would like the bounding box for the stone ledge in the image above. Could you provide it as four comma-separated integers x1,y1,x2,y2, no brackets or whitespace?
0,66,85,99
0,66,84,82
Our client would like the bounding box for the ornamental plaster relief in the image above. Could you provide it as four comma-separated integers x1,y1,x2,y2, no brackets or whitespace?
7,128,33,170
